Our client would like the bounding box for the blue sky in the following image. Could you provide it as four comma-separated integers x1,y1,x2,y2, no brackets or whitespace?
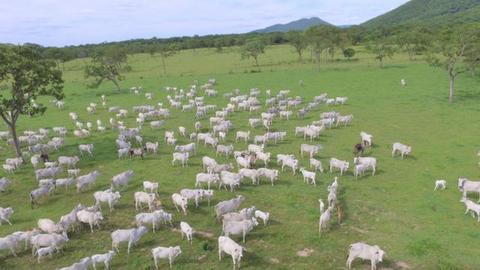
0,0,409,47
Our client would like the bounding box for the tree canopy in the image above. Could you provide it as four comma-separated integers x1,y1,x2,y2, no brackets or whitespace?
0,45,64,157
84,46,130,91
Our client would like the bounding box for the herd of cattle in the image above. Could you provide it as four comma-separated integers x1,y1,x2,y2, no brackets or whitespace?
0,78,476,269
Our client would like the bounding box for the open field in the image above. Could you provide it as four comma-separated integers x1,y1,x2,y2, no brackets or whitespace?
1,45,480,269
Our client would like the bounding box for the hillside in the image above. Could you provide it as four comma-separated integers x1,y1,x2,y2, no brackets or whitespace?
362,0,480,28
251,17,331,33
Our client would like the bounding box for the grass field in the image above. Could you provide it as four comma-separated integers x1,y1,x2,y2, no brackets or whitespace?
1,44,480,270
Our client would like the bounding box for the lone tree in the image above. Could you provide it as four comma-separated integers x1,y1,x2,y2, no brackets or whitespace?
84,46,130,91
240,38,266,67
343,48,356,60
305,25,332,70
286,31,308,62
427,24,480,102
366,41,395,68
149,43,178,76
0,46,64,157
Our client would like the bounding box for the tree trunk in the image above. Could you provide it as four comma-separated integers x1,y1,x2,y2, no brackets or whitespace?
161,56,167,76
379,57,384,68
112,78,121,91
8,122,22,158
254,57,259,67
449,75,455,102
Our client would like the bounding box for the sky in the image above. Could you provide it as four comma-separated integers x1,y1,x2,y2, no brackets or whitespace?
0,0,409,47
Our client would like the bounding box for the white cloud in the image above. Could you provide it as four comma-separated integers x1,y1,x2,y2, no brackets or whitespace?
0,0,409,46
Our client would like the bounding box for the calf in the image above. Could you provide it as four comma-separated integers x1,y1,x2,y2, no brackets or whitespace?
434,180,447,191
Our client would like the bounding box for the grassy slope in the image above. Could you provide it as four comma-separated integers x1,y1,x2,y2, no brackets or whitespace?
0,45,480,269
362,0,480,27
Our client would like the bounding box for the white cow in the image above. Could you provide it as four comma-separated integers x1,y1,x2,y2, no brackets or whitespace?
195,173,220,189
134,192,157,211
461,197,480,222
0,207,14,225
172,152,189,167
171,193,188,215
218,236,244,270
329,158,349,175
152,246,182,269
392,142,412,159
91,250,116,270
143,181,159,194
94,190,121,212
76,210,103,233
111,226,149,254
346,242,385,270
180,221,193,244
79,144,94,156
434,180,447,191
354,157,377,175
300,168,316,186
257,168,278,186
360,131,373,147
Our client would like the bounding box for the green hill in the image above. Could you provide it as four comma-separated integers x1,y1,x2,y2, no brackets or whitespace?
362,0,480,28
251,17,331,33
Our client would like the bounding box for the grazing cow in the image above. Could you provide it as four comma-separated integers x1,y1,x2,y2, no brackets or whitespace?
134,192,157,211
31,233,69,257
76,171,100,192
458,178,480,201
360,131,373,147
195,173,220,189
300,144,322,158
175,143,196,155
79,144,94,156
329,158,349,175
346,242,385,270
0,177,11,192
392,142,412,159
77,210,103,233
218,236,244,270
152,246,182,269
94,190,121,212
319,206,333,235
135,210,168,232
220,171,241,192
215,195,245,220
172,152,189,167
236,131,250,143
111,226,148,254
300,168,316,186
434,180,447,191
309,158,324,173
238,168,259,185
143,181,159,194
0,207,14,225
255,151,271,167
171,193,188,215
91,250,116,270
146,142,159,154
111,170,134,190
217,144,234,157
30,184,55,207
354,157,377,176
35,245,56,262
257,168,278,186
180,221,193,244
38,218,63,234
460,197,480,222
222,217,258,243
281,158,298,175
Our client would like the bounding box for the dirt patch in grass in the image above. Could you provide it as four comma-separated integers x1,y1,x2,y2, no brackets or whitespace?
297,248,314,257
